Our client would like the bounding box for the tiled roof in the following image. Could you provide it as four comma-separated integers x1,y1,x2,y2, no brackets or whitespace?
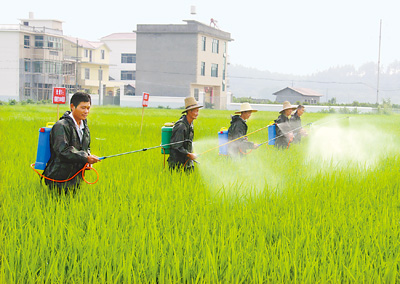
64,36,106,49
101,33,136,40
274,87,323,97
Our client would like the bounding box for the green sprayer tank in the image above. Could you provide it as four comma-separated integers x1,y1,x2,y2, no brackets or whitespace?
161,122,174,154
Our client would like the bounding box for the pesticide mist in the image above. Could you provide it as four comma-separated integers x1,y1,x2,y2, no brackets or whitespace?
194,139,284,196
305,117,398,169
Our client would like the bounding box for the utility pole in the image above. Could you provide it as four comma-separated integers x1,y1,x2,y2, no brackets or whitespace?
99,65,102,106
376,19,382,104
75,38,79,92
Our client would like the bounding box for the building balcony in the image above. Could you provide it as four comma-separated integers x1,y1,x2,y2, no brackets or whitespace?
0,24,63,36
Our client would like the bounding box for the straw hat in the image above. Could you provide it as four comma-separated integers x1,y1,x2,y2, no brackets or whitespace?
182,96,203,113
234,102,258,114
279,101,297,113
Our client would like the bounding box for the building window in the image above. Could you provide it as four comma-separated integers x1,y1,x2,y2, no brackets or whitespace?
46,36,62,49
194,89,199,101
201,36,206,51
89,50,92,62
121,54,136,63
222,82,225,92
33,61,43,73
212,39,219,53
223,57,226,80
24,60,31,72
24,35,30,48
85,50,88,58
24,83,31,96
47,37,54,48
49,51,58,56
101,50,105,60
201,62,205,76
211,63,218,77
85,68,90,79
121,70,136,80
35,36,44,48
23,22,29,26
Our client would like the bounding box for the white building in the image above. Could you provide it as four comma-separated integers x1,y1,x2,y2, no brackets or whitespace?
0,13,64,102
100,33,136,96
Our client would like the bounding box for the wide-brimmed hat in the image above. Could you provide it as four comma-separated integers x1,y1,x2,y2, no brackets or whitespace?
235,102,258,114
279,101,297,113
182,96,203,113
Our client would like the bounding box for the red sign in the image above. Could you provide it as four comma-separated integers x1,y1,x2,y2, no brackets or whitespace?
53,87,66,104
142,92,150,107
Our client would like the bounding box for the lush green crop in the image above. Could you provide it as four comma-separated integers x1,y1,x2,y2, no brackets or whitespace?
1,105,400,283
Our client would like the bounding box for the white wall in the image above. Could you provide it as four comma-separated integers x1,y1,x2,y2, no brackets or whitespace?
0,31,20,101
101,37,136,84
227,103,376,114
120,94,184,108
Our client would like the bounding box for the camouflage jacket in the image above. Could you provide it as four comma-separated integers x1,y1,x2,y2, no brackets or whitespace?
43,111,91,189
227,115,255,155
167,115,194,169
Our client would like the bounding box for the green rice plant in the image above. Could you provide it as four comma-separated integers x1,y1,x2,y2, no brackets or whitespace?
1,105,400,283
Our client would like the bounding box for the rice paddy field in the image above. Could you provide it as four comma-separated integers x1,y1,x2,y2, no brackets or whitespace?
2,104,400,283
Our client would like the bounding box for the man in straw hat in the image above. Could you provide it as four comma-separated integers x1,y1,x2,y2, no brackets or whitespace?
168,96,203,171
290,104,308,143
274,101,296,149
228,102,259,156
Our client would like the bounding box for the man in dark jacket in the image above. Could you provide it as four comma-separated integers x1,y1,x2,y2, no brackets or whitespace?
274,101,296,149
43,92,100,193
290,105,307,143
228,103,259,156
168,96,202,171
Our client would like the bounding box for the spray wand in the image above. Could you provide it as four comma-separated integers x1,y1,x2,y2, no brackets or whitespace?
257,116,350,146
99,139,192,160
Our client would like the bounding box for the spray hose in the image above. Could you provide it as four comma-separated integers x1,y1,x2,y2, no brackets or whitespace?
30,163,99,184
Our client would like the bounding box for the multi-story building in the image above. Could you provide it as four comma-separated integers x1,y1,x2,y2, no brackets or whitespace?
0,14,121,104
100,33,136,96
135,20,232,109
63,36,121,102
0,14,64,102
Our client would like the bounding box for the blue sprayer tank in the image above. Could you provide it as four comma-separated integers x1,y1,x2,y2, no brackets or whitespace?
218,127,229,155
161,122,174,154
268,123,276,145
34,122,55,170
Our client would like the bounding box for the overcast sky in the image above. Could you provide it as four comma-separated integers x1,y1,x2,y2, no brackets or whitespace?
2,0,398,75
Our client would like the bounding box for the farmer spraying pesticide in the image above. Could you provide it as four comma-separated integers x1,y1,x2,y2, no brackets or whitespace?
274,101,296,149
168,96,202,172
43,92,100,193
227,103,259,156
290,104,308,143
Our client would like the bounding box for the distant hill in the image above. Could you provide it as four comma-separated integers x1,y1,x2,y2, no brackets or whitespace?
227,62,400,104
